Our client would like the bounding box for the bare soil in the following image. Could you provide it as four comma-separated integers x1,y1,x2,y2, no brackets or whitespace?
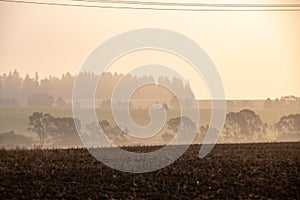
0,142,299,199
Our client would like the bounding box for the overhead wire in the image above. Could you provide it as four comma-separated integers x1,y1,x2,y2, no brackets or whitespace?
1,0,300,11
70,0,300,8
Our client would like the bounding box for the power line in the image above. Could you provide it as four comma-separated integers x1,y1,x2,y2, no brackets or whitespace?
71,0,300,8
1,0,300,11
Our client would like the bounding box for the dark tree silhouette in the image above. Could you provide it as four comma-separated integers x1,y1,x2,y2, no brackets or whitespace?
280,95,298,109
53,117,82,147
198,124,219,143
99,120,112,134
98,120,127,144
223,112,247,141
0,131,33,148
22,74,36,102
223,109,264,142
264,98,274,109
274,114,300,140
166,116,197,144
6,70,22,99
27,112,56,147
240,109,263,138
0,70,198,107
162,132,173,142
28,112,81,147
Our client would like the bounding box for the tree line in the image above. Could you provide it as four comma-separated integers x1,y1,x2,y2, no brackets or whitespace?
1,109,298,148
0,69,192,107
163,109,299,143
263,96,300,110
1,70,299,110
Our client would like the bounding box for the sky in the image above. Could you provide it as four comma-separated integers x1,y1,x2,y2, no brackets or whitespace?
0,0,299,99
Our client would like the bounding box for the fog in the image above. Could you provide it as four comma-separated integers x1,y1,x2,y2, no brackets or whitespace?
0,71,299,149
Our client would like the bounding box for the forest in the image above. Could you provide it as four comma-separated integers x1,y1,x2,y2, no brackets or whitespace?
1,70,299,110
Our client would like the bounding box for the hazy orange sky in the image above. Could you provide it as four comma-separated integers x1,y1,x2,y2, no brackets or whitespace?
0,0,299,99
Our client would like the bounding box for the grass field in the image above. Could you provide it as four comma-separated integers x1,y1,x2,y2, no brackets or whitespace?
0,142,299,199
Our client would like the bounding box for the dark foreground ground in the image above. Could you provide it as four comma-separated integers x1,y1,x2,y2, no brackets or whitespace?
0,142,299,199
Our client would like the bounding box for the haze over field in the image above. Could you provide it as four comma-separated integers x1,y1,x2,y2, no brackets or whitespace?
0,0,300,147
1,0,300,99
0,1,300,199
0,0,299,147
0,73,299,148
